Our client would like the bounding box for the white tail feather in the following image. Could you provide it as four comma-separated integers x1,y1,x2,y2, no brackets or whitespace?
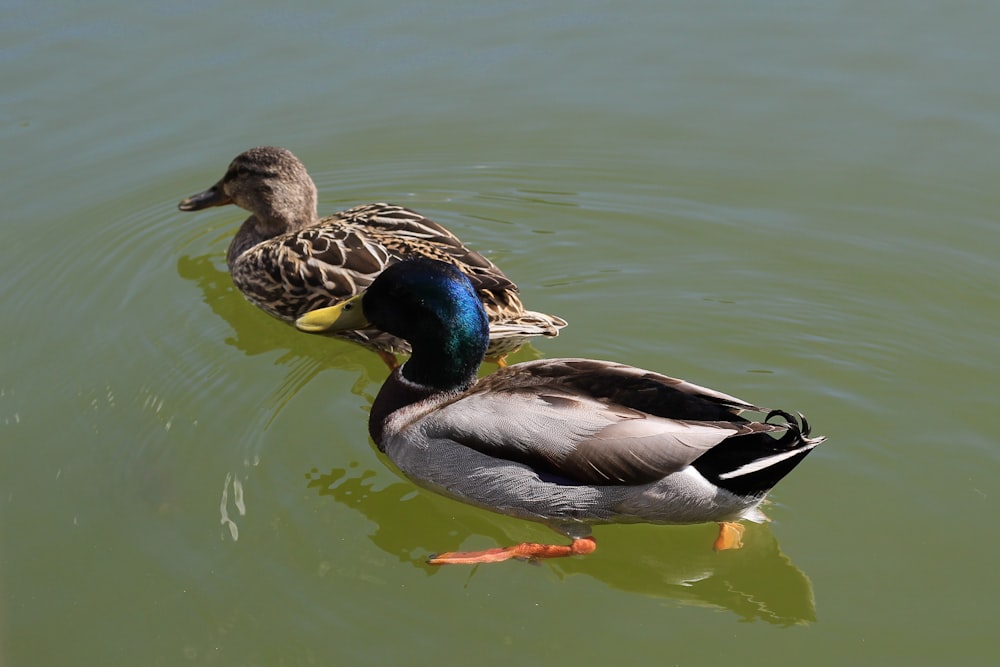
717,438,824,480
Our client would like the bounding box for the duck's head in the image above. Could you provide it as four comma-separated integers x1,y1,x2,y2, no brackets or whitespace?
298,259,490,390
178,146,318,231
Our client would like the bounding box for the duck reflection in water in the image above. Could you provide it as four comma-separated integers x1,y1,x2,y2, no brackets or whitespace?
177,252,380,410
308,464,816,626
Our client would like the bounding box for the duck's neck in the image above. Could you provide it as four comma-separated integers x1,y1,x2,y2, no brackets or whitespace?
368,342,480,447
369,369,440,446
400,328,483,393
259,186,319,234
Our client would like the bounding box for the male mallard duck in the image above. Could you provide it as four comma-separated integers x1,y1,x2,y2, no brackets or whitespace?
296,259,825,565
178,146,566,366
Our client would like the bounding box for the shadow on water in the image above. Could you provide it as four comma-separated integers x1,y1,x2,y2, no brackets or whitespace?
178,251,384,541
176,252,383,407
308,464,816,626
549,520,816,626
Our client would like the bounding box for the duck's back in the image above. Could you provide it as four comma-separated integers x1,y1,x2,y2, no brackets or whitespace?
378,358,772,483
231,202,538,327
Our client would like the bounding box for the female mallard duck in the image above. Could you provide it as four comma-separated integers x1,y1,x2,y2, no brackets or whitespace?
178,146,566,366
296,258,825,564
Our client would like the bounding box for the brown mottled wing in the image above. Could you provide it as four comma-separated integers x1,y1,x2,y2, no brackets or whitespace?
229,202,522,321
420,359,784,485
339,203,519,291
343,204,528,320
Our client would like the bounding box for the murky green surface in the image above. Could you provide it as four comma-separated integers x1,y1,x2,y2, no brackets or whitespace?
3,2,999,664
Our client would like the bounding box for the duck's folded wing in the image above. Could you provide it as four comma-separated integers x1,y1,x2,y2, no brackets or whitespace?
505,358,768,420
422,381,778,486
336,204,519,292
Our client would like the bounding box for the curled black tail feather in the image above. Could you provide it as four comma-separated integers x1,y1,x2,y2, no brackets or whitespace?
694,410,825,498
764,410,806,447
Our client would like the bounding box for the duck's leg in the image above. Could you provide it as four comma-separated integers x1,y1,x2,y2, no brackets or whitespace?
712,522,745,551
428,536,596,565
484,354,508,368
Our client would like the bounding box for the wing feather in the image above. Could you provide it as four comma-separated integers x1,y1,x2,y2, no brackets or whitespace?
416,359,784,485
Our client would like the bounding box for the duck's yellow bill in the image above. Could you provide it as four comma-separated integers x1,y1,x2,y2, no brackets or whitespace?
295,293,369,333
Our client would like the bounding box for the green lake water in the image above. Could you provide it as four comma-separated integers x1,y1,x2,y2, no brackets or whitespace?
3,2,999,665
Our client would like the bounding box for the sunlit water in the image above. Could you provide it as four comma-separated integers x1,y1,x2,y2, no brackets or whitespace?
3,2,999,665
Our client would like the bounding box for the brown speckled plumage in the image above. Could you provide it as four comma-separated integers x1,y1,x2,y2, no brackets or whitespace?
179,146,566,359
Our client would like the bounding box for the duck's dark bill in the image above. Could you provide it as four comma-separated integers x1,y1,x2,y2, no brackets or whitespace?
178,183,231,211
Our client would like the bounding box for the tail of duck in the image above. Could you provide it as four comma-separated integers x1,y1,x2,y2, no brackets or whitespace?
488,310,568,339
693,410,825,498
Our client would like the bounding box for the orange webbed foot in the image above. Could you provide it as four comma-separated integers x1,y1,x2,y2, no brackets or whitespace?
428,537,596,565
713,522,745,551
485,354,508,368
